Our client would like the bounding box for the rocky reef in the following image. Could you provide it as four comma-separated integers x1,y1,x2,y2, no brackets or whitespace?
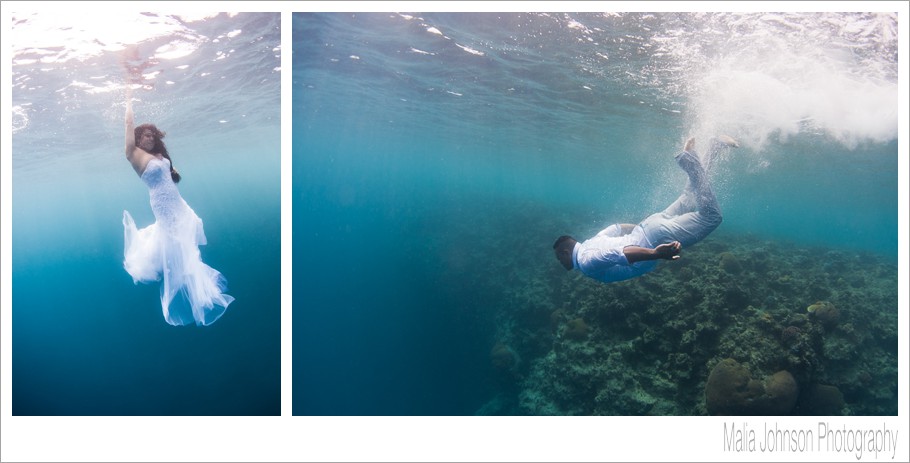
476,229,898,416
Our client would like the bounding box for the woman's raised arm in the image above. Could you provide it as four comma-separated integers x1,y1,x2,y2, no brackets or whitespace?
125,88,136,159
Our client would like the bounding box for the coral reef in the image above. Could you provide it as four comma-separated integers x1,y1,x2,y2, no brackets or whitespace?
475,227,898,416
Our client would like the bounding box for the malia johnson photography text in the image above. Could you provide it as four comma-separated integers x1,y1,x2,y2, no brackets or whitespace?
724,422,899,460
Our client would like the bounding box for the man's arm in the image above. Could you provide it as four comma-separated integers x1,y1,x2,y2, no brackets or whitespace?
623,241,681,264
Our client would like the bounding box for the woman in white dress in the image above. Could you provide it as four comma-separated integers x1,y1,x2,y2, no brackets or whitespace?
122,91,234,326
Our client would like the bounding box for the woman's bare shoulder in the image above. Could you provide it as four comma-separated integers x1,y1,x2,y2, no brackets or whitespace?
128,147,155,175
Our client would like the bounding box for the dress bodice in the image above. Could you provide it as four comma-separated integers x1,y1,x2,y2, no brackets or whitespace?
141,157,173,189
141,157,183,229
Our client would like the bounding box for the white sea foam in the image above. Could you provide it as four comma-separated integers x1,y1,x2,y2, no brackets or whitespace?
650,13,899,152
693,64,896,150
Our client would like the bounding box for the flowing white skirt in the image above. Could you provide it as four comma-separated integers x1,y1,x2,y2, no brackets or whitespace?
123,210,234,326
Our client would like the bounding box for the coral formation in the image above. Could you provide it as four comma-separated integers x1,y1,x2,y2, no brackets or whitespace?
807,301,840,327
719,252,742,274
705,358,760,415
705,359,798,415
491,341,518,371
563,318,589,340
780,325,801,345
797,384,845,415
760,371,799,415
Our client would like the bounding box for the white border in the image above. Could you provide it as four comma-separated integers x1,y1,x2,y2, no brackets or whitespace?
2,2,908,462
280,8,293,423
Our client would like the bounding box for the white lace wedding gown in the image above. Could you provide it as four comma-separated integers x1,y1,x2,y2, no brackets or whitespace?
123,157,234,326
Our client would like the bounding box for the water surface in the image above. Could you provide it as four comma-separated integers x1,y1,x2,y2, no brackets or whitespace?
12,11,282,415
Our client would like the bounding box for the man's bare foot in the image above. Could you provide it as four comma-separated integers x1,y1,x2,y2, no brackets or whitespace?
684,137,696,152
716,134,740,148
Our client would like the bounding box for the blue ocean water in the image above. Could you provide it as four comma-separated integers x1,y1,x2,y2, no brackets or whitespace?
11,12,282,415
292,12,898,415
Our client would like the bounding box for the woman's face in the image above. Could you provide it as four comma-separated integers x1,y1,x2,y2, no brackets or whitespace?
138,129,155,151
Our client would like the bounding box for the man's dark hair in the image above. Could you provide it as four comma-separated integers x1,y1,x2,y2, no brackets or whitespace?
553,235,575,250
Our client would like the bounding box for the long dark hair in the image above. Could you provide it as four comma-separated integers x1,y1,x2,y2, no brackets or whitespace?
135,123,181,183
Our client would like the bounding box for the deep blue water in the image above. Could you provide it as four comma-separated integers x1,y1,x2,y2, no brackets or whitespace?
292,12,898,415
11,12,281,415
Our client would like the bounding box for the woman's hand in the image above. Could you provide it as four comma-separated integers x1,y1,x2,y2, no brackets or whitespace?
121,45,155,89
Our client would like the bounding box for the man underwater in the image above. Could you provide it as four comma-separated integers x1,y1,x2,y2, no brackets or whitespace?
554,136,738,283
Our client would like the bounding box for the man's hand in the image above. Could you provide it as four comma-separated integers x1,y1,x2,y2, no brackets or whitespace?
654,241,681,260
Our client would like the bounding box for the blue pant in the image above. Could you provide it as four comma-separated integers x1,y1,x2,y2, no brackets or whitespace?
639,140,725,248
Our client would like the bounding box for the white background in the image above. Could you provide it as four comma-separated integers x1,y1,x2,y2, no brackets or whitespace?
2,2,907,462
